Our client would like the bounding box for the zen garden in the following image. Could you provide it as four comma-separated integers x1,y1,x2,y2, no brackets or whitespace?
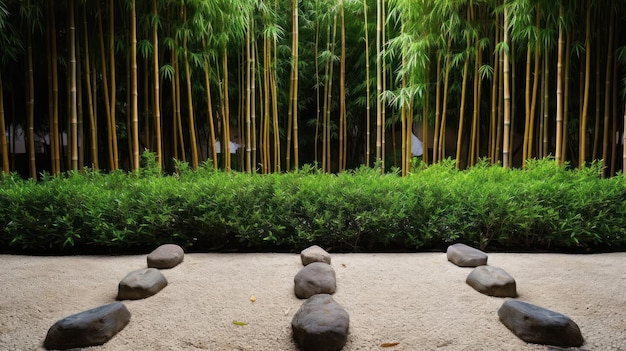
0,1,625,351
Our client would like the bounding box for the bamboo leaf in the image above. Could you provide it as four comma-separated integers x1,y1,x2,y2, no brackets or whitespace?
495,41,509,56
137,39,153,59
479,64,493,81
477,37,490,51
380,342,400,347
159,64,174,81
616,46,626,65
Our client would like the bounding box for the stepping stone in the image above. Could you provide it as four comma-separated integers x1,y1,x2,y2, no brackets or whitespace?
291,294,349,351
44,302,131,350
446,243,488,267
300,245,331,266
294,262,336,299
147,244,184,269
117,268,168,300
466,265,517,297
498,300,584,347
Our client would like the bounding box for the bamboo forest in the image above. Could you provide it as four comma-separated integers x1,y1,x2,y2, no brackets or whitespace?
1,1,626,178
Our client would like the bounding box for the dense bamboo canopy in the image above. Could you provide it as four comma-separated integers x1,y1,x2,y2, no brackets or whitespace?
1,0,626,177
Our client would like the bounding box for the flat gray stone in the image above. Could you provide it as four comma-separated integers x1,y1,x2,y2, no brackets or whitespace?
466,265,517,297
294,262,336,299
117,268,168,300
446,243,488,267
498,300,584,347
44,302,131,350
291,294,349,351
301,245,331,266
147,244,184,269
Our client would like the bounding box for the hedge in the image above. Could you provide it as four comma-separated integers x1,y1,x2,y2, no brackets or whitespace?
1,158,625,254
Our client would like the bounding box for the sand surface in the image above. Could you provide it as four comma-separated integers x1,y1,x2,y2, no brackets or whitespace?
1,252,625,350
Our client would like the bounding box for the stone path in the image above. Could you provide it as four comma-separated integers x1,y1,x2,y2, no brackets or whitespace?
292,245,349,351
43,244,184,350
446,243,584,348
41,243,587,350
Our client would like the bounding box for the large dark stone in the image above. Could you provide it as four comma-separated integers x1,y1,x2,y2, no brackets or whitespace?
117,268,168,300
446,243,488,267
300,245,331,266
291,294,349,351
294,262,336,299
147,244,184,269
498,300,584,347
44,302,131,350
466,265,517,297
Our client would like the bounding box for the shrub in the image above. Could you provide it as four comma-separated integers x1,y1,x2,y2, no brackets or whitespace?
1,158,624,254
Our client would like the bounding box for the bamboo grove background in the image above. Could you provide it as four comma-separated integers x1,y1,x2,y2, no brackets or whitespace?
1,1,626,178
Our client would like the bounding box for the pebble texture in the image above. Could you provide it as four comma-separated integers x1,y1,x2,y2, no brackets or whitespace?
44,302,131,350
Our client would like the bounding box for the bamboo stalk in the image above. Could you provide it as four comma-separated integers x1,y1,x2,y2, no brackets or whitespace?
363,0,371,167
601,1,615,177
502,6,511,168
580,0,592,168
130,0,139,170
109,0,118,170
555,5,564,165
152,0,162,168
0,71,8,174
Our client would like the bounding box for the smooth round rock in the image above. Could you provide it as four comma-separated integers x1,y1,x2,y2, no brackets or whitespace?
147,244,184,269
498,300,584,347
44,302,131,350
294,262,336,299
446,243,488,267
301,245,331,266
466,265,517,297
117,268,168,300
291,294,349,351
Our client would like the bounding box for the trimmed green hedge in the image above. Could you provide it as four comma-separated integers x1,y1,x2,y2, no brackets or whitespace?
1,158,625,254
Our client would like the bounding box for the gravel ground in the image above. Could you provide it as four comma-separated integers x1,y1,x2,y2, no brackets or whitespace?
1,252,625,350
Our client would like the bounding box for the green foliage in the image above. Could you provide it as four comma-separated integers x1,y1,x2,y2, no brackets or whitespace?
0,159,624,254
